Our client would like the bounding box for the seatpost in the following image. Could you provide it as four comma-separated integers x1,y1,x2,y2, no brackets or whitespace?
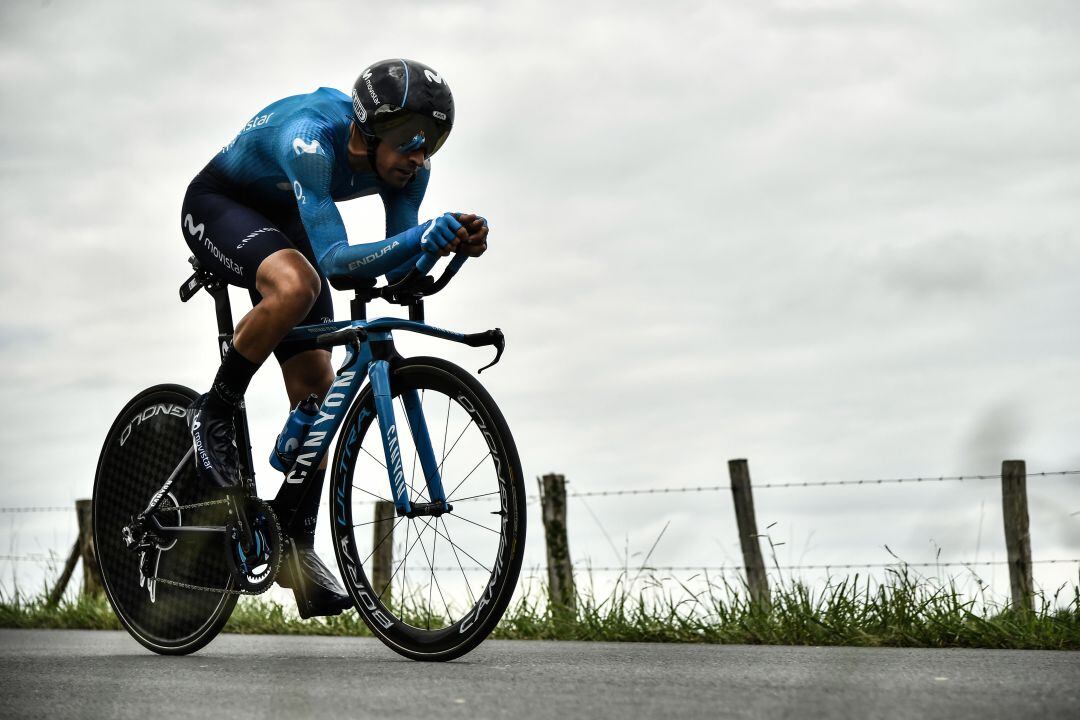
204,281,234,356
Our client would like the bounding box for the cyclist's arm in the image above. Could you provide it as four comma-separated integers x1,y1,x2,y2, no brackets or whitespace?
280,121,425,280
380,166,430,281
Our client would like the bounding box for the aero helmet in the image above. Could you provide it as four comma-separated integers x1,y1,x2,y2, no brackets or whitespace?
351,59,454,158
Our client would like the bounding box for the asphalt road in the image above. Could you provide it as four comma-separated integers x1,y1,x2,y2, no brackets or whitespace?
0,629,1077,720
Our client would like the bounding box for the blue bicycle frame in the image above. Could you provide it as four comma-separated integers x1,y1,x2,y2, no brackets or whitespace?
169,250,502,535
274,316,503,517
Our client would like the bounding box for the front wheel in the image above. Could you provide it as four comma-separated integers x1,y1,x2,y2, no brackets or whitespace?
330,357,526,661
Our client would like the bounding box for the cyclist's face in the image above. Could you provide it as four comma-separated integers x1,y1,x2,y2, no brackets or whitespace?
375,141,425,187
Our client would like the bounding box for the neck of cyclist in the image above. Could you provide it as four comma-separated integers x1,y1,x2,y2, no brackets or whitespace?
347,124,425,187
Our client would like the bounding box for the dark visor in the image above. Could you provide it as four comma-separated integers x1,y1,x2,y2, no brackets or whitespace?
370,110,451,158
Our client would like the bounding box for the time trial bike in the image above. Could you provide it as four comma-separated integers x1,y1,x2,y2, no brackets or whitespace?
92,253,526,660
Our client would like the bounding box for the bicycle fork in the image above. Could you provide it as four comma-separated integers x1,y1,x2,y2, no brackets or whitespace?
367,359,452,518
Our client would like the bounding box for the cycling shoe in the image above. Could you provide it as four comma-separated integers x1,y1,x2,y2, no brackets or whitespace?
188,392,240,489
278,545,354,618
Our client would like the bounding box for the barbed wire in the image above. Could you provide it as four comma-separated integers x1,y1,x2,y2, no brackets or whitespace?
0,554,64,563
2,552,1076,571
521,559,1080,572
557,469,1080,498
1,470,1076,511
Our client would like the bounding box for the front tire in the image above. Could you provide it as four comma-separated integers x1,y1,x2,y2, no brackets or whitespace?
330,357,526,661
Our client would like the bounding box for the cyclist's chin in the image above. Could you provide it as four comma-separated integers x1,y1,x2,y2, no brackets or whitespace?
385,167,414,187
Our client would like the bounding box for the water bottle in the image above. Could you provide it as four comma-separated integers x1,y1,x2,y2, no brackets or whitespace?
269,394,320,472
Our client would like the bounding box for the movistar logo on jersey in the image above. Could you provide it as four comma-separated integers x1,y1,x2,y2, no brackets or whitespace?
292,138,321,155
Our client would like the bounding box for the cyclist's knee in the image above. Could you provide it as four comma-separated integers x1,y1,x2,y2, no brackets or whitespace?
258,250,321,312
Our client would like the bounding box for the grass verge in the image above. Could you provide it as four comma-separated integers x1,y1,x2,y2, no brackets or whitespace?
2,567,1078,649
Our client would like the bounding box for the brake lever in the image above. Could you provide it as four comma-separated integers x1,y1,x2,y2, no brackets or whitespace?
463,328,505,374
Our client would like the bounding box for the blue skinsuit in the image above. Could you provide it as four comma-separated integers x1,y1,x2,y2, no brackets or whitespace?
180,87,431,361
192,87,429,281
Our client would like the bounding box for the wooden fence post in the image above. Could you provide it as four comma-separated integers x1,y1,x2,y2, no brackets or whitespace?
371,500,396,603
46,537,82,607
728,459,770,608
539,473,575,612
1001,459,1034,611
75,499,103,597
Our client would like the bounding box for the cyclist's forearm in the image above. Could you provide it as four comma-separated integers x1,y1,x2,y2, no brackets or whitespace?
317,223,427,279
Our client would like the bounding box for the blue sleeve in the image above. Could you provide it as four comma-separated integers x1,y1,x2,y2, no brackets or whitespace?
279,116,424,280
380,165,430,280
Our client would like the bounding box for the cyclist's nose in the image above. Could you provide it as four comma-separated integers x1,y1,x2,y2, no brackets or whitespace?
406,149,425,168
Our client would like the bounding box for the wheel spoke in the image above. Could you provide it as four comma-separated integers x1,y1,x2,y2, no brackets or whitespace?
362,515,403,565
441,515,477,606
441,394,451,469
352,484,392,505
361,445,386,470
431,521,493,575
399,396,427,503
352,516,396,528
400,514,411,605
415,520,453,626
444,511,500,535
445,451,493,502
437,417,474,475
450,490,501,504
379,515,435,600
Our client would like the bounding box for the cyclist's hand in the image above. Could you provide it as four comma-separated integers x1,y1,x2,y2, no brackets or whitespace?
420,213,467,257
453,213,489,257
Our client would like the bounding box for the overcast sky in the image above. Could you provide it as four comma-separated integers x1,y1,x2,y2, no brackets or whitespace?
1,0,1078,603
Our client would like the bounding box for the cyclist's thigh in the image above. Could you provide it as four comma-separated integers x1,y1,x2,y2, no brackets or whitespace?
258,210,334,364
180,177,292,290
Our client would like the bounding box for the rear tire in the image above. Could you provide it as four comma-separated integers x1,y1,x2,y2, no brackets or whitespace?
330,357,526,661
93,384,237,655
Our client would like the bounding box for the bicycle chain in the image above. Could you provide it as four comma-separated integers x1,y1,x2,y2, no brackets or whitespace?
145,497,279,596
152,575,261,596
154,498,230,513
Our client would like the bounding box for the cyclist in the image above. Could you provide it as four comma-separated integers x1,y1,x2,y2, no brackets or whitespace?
180,59,488,617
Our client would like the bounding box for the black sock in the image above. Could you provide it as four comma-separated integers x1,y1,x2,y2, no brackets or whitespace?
290,467,326,549
207,342,260,412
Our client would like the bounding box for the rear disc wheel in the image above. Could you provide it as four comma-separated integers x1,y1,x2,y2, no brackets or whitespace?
93,384,237,655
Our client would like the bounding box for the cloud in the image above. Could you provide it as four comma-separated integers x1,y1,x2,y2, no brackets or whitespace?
1,0,1078,600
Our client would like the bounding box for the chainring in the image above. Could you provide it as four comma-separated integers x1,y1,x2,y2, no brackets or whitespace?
223,496,282,594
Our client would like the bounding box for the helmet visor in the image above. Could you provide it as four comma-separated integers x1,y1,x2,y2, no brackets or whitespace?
370,110,451,158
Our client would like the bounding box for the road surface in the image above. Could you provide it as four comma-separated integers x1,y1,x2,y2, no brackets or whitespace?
1,629,1076,719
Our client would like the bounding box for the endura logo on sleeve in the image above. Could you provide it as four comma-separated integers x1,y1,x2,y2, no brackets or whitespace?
347,241,399,270
292,138,321,155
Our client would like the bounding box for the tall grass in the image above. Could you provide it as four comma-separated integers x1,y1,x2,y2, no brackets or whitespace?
2,567,1077,649
495,567,1080,649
